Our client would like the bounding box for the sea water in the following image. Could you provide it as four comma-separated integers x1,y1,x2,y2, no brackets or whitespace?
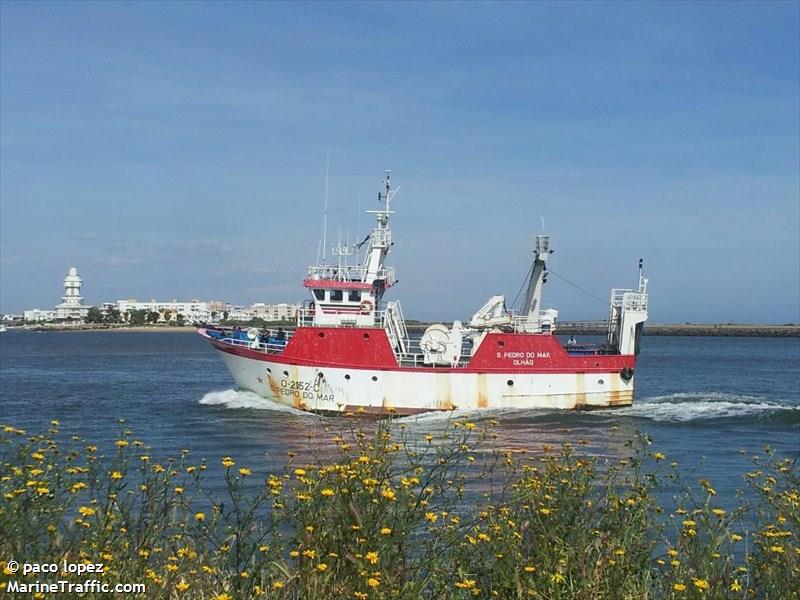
1,331,797,504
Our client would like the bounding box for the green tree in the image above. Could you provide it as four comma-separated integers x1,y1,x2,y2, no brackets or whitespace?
129,309,147,326
147,311,160,324
105,309,121,324
175,313,186,326
85,307,104,323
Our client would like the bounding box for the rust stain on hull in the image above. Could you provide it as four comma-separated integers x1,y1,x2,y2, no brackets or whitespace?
477,374,488,409
436,373,454,410
575,373,587,409
267,373,282,400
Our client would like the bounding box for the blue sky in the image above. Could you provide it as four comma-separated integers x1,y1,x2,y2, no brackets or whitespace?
1,1,798,323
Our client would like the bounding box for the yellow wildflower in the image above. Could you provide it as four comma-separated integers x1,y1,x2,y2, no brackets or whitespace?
316,563,328,572
673,583,686,591
222,457,235,468
78,506,96,517
380,527,392,535
425,512,438,523
692,578,710,590
367,578,380,588
238,467,251,477
365,551,379,565
730,580,742,592
321,488,335,497
110,471,123,480
194,512,205,522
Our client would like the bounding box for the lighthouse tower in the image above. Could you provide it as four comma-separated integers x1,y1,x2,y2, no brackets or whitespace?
54,267,91,321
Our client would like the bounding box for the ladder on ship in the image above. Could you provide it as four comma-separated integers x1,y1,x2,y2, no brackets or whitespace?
384,301,409,356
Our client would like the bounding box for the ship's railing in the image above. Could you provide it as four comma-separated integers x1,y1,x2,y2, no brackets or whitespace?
510,315,557,334
394,336,474,368
212,327,293,355
306,265,396,286
611,288,648,311
396,353,472,368
371,228,391,247
296,307,394,328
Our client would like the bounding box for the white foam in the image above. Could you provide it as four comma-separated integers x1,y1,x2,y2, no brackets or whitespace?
199,389,310,416
606,392,797,422
396,406,545,428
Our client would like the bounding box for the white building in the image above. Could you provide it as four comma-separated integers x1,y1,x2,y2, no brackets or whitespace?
115,299,212,323
54,267,91,320
250,302,298,321
23,309,57,322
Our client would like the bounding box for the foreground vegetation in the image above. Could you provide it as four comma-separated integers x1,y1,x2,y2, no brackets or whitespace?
1,418,797,599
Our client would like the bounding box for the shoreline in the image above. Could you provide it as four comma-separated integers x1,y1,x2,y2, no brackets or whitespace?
8,323,799,337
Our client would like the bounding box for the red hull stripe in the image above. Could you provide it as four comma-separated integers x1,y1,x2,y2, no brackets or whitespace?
199,328,635,374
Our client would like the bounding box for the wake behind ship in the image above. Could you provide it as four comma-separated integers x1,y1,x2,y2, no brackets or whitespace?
199,172,649,415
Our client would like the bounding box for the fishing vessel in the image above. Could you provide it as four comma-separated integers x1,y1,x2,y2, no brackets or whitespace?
199,172,649,415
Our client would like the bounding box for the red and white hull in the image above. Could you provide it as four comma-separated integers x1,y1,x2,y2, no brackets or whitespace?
201,328,636,415
200,173,648,415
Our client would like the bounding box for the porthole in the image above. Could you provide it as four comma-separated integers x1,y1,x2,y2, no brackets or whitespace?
497,340,505,347
283,370,289,377
598,379,604,385
371,375,378,382
345,374,351,380
507,379,514,386
363,333,370,339
267,368,272,373
318,332,326,338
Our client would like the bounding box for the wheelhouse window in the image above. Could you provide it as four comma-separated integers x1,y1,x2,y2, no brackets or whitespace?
348,290,361,302
330,289,343,302
313,289,325,301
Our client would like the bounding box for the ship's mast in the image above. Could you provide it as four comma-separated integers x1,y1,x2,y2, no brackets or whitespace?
520,235,550,332
363,170,395,285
